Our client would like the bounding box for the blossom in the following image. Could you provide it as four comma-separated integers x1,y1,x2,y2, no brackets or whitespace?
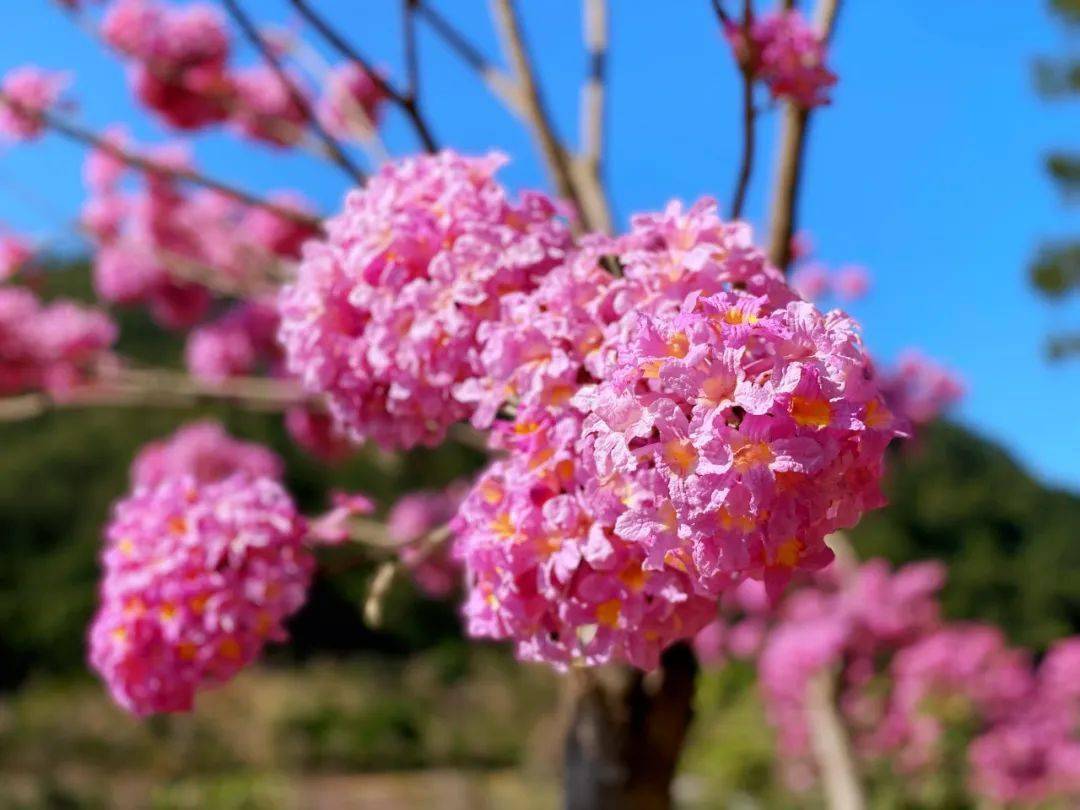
0,235,33,281
88,473,311,715
102,0,233,130
229,65,309,147
790,261,830,301
129,420,283,488
388,484,466,597
879,350,964,427
453,406,715,670
318,62,387,139
833,265,870,301
725,9,836,108
306,489,376,545
278,150,571,450
0,66,68,140
0,285,117,396
184,300,280,383
284,406,353,462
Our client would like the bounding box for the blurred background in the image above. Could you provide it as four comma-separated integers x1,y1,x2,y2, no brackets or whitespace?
0,1,1077,807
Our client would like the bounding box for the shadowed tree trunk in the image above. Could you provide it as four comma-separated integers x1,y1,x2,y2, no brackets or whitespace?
563,643,699,810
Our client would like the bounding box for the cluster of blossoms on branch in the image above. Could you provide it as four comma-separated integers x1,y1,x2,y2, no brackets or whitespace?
694,558,1080,806
724,7,837,108
96,0,384,143
277,151,903,669
0,282,117,397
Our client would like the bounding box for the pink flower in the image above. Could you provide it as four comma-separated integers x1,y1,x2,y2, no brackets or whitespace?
0,66,68,140
388,484,466,598
88,473,312,715
790,262,830,301
307,489,376,545
278,151,571,450
184,300,281,383
318,62,387,139
833,264,870,301
284,406,353,462
0,286,116,396
229,65,309,147
129,420,283,488
725,9,837,108
879,350,964,427
0,235,33,281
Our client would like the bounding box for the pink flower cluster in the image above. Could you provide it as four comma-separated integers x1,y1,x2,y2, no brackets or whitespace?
712,555,1080,805
0,284,117,397
97,0,386,145
81,130,316,329
278,150,572,449
790,262,870,302
184,299,281,383
129,419,283,487
879,350,964,427
453,197,899,668
88,473,312,715
387,483,466,598
0,66,68,140
90,422,315,715
725,9,837,108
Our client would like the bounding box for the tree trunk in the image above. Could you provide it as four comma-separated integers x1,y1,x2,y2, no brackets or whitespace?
563,643,699,810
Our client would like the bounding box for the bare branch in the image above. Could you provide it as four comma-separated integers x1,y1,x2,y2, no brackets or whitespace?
0,93,323,230
806,669,866,810
414,1,523,115
490,0,592,231
765,0,842,270
288,0,439,153
724,0,757,219
572,0,614,234
0,368,311,423
219,0,367,185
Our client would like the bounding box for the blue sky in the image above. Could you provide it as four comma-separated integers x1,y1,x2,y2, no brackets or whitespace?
0,1,1077,490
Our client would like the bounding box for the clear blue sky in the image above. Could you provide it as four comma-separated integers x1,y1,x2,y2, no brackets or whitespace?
0,1,1077,490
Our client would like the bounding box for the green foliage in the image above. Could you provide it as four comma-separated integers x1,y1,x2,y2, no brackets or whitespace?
1031,241,1080,298
1047,152,1080,199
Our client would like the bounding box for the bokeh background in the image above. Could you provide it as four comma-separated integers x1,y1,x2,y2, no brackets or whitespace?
0,1,1077,807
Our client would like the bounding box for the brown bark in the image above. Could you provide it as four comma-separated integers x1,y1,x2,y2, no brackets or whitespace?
563,643,698,810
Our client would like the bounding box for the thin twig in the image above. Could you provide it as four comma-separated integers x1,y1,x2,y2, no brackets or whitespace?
490,0,592,232
765,0,842,270
288,0,439,153
414,1,522,114
219,0,367,185
403,0,421,99
0,368,310,423
806,669,867,810
0,93,322,230
727,0,757,219
572,0,614,234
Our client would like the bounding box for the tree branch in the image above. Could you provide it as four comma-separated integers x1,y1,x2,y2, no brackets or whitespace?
490,0,593,232
806,669,866,810
0,369,310,423
765,0,842,270
727,0,757,220
572,0,614,234
414,1,523,115
219,0,367,185
288,0,439,153
0,94,323,230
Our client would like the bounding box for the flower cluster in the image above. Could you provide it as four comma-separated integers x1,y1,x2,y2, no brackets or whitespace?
452,198,900,668
88,473,312,715
129,420,283,487
879,350,964,428
0,234,33,281
278,150,572,449
453,407,715,669
0,284,117,397
97,0,386,145
790,262,870,302
0,65,68,140
725,9,836,108
185,298,281,383
82,130,315,329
